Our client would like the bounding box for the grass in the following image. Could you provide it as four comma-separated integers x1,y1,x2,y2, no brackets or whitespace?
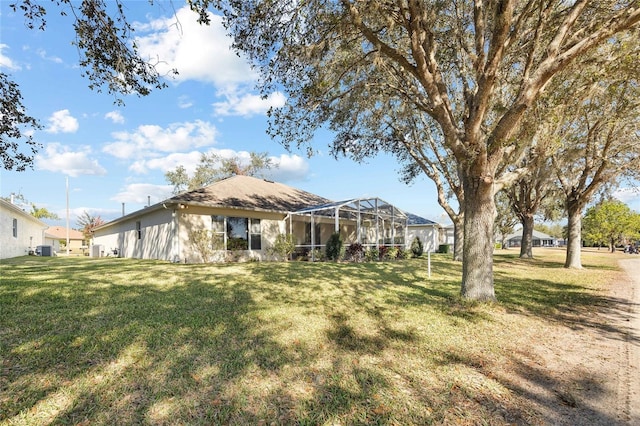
0,248,628,425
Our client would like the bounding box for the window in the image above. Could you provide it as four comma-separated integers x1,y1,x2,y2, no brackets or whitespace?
136,221,142,240
304,222,322,246
12,218,18,238
211,216,261,250
250,219,261,250
211,215,225,250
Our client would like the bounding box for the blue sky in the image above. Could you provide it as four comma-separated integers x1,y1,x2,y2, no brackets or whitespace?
1,2,638,228
0,1,450,227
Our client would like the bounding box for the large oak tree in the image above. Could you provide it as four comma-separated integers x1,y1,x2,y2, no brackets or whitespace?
195,0,640,300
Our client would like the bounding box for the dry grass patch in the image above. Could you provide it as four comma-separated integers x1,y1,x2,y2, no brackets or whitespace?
0,249,625,425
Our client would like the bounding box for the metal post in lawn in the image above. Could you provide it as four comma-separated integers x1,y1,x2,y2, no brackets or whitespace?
428,250,431,278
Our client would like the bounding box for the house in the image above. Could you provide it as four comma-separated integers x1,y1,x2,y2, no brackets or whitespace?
504,229,558,248
44,226,87,255
406,213,440,253
93,175,411,263
0,199,48,259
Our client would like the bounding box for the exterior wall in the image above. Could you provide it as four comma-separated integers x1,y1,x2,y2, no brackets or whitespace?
43,235,61,253
178,208,288,263
0,200,48,259
94,207,176,261
43,236,86,255
407,225,439,253
95,205,291,263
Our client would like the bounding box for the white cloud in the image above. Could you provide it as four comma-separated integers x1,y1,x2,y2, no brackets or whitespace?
613,186,640,211
0,44,20,70
103,120,218,160
127,148,309,183
134,6,256,88
46,109,79,134
105,111,125,124
36,48,63,64
129,151,203,174
266,154,310,182
36,143,107,177
111,183,174,205
213,91,287,117
178,95,193,109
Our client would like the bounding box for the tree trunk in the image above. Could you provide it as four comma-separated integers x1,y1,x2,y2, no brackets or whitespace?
519,214,535,258
610,238,616,253
564,198,583,269
452,215,464,262
461,176,496,301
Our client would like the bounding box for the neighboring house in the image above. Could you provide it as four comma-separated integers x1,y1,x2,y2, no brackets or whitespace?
44,226,87,255
93,175,412,263
0,199,48,259
406,213,440,253
504,229,558,248
440,224,455,246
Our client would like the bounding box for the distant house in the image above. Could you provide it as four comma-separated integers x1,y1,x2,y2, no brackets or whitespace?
93,175,413,263
406,213,440,253
0,199,48,259
44,226,87,255
504,229,557,248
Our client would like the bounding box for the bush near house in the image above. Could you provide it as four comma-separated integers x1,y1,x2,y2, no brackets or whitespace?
411,236,424,257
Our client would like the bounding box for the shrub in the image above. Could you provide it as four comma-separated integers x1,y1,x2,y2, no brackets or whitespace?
267,234,296,261
378,245,389,260
310,248,325,261
365,248,379,262
346,242,365,262
411,236,424,257
397,247,411,260
386,246,399,260
325,232,344,261
189,229,215,263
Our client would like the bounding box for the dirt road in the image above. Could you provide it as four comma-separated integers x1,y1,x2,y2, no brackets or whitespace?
506,257,640,425
617,258,640,424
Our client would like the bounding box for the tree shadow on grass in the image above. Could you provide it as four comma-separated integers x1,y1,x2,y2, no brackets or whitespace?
0,258,302,424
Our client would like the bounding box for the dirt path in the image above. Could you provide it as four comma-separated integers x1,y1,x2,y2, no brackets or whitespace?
617,258,640,424
501,257,640,425
498,256,640,426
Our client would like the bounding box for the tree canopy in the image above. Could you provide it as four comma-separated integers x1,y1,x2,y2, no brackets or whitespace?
165,151,276,194
76,211,105,240
0,72,42,171
1,0,176,172
583,199,640,251
203,0,640,300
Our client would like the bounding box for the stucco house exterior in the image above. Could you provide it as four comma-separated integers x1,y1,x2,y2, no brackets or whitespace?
44,226,88,255
93,175,411,263
503,229,558,248
406,213,440,253
0,199,48,259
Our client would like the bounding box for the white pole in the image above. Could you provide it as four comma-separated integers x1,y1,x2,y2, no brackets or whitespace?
66,177,70,256
428,250,431,278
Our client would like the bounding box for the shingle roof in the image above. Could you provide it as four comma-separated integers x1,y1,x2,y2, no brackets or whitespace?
45,226,85,240
406,212,438,226
167,175,332,213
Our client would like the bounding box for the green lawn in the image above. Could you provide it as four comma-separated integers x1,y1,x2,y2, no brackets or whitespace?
0,249,624,425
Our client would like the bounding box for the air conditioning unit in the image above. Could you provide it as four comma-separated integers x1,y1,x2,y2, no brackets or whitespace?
37,245,53,256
